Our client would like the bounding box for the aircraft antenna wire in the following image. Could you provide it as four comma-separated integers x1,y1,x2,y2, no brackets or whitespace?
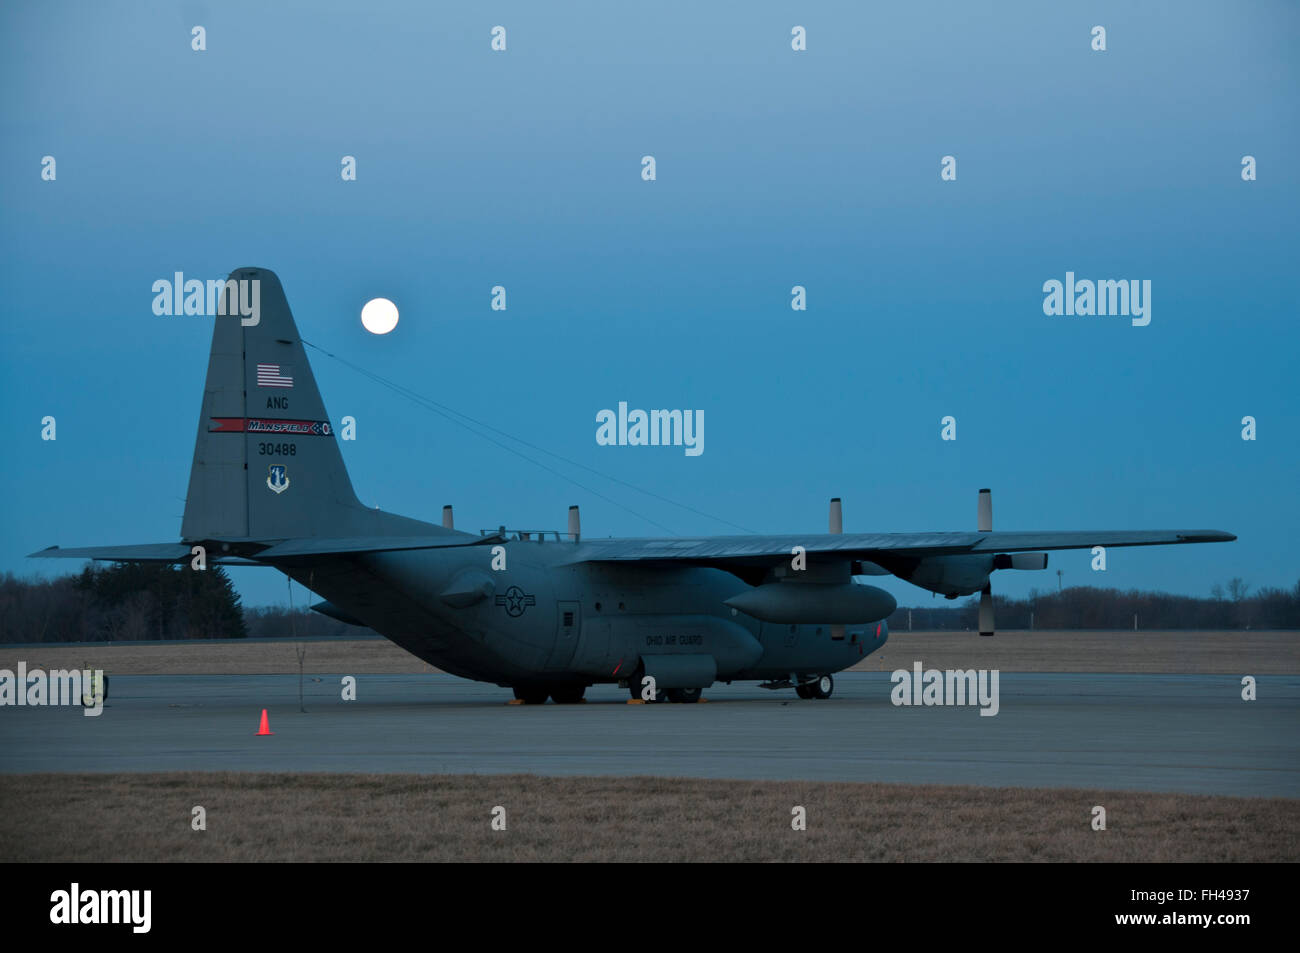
301,340,757,536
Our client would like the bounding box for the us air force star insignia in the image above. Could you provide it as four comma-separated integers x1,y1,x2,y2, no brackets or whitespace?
495,585,536,617
267,464,290,495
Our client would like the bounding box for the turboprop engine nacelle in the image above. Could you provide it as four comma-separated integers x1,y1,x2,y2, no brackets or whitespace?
724,581,896,624
906,554,995,597
904,551,1049,598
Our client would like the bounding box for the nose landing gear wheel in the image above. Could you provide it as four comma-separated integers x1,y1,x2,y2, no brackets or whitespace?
550,685,586,704
810,674,834,699
512,686,550,705
795,682,813,699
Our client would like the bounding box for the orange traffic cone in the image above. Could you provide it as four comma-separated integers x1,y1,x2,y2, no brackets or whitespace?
256,709,273,735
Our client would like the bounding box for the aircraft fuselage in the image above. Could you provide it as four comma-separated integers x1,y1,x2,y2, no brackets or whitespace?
286,538,886,689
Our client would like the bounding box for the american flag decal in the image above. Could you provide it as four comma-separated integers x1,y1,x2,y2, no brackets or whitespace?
256,363,293,388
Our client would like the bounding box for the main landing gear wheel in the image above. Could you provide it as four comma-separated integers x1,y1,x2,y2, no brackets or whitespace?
512,686,550,705
627,675,665,702
550,685,586,704
810,674,834,700
665,687,702,704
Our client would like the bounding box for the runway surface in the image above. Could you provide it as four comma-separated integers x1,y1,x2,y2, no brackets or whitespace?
1,673,1296,796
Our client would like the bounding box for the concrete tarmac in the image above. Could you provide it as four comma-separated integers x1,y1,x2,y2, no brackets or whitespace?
0,673,1295,797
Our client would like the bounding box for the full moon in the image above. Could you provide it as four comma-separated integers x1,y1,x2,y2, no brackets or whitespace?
361,297,399,334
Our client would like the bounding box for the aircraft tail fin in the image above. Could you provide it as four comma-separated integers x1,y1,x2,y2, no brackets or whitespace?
180,268,437,543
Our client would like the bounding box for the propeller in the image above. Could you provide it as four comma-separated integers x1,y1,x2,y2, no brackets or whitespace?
978,583,994,636
978,489,994,636
975,489,1048,635
829,498,844,640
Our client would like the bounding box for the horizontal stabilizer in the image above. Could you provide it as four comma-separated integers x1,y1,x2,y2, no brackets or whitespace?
30,532,494,566
28,543,274,566
31,543,193,563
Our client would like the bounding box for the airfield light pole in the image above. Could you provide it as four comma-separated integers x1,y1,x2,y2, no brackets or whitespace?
1057,569,1063,593
288,577,306,713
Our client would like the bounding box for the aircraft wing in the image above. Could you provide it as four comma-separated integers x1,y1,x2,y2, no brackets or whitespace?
31,529,1233,571
572,529,1236,566
251,535,497,559
964,531,1235,552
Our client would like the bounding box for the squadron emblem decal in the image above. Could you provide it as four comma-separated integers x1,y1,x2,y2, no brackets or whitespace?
495,585,536,618
267,464,290,495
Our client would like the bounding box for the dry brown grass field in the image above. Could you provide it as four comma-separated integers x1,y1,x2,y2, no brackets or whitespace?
1,630,1295,677
0,638,437,676
2,772,1296,863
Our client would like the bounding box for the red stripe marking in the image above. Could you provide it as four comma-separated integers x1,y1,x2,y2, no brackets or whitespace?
208,418,332,435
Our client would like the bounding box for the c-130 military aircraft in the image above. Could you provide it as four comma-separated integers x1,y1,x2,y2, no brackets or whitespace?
34,269,1235,704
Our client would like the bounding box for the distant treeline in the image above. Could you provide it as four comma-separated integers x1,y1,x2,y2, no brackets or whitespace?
2,567,1297,643
0,565,373,643
1,564,247,643
885,580,1300,631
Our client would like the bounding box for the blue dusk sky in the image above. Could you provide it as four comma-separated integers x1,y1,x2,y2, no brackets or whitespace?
1,1,1296,609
